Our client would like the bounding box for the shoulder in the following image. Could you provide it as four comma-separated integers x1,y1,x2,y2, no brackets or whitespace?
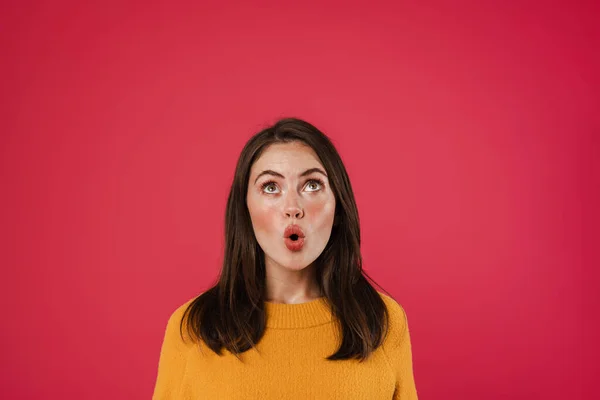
376,291,410,344
168,296,198,323
377,291,408,320
163,294,202,345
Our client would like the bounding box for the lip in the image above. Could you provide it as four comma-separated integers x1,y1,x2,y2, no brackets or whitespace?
284,236,304,251
283,224,305,252
283,224,306,239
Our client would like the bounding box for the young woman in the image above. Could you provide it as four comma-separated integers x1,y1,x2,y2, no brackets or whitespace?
152,118,418,399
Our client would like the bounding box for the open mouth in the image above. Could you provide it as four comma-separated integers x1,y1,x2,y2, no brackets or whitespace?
283,225,305,251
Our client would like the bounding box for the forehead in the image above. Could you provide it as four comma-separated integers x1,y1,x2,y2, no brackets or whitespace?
250,142,322,173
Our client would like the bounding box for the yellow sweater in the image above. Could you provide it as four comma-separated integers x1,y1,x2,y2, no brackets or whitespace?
152,292,418,399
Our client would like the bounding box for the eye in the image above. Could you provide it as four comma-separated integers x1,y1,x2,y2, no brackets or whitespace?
261,181,279,194
305,178,324,192
260,178,325,194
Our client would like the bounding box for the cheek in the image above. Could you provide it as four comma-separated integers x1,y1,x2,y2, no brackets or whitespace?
248,198,277,234
307,197,336,226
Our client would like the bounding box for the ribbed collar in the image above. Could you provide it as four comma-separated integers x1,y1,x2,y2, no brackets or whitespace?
264,296,334,329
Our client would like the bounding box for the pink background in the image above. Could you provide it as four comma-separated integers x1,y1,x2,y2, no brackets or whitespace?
1,1,597,399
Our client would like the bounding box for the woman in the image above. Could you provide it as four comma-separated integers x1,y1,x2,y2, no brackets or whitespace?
152,118,418,399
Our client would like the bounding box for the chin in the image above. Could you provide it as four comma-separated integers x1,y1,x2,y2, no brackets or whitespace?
280,260,309,270
274,255,312,270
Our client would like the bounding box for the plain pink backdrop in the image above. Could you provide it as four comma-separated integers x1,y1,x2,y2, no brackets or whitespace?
1,0,597,399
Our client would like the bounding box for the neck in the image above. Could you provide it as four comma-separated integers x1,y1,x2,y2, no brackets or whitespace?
264,261,322,304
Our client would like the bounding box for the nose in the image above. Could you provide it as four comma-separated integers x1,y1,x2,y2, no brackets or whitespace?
283,192,304,219
285,206,304,219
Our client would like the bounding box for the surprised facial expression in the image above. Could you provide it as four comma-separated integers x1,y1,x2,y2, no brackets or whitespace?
246,141,336,271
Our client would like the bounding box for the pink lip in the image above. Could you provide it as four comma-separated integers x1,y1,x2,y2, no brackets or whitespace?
283,224,305,251
284,237,304,251
283,224,305,239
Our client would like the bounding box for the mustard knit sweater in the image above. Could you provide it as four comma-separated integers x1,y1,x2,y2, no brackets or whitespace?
152,292,418,399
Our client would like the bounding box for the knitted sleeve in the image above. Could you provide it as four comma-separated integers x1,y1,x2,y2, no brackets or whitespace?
152,301,194,400
381,295,419,400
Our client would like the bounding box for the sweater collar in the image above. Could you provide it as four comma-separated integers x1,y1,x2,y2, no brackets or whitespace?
264,296,333,329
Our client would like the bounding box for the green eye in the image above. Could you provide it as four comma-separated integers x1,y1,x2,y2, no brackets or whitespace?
306,179,324,191
261,181,278,193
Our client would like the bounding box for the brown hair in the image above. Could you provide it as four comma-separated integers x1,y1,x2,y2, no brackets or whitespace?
181,117,393,362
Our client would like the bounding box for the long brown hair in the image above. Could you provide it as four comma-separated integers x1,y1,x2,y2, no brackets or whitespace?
182,117,393,362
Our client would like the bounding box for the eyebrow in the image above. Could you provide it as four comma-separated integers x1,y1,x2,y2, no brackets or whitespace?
254,167,328,185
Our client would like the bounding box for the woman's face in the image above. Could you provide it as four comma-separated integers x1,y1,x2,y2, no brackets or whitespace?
246,141,336,271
